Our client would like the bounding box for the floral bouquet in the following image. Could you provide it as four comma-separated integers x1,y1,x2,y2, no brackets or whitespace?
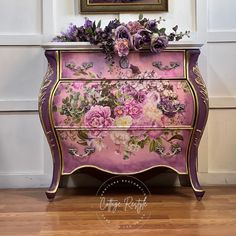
53,14,190,66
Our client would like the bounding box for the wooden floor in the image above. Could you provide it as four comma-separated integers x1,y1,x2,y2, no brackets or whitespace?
0,187,236,236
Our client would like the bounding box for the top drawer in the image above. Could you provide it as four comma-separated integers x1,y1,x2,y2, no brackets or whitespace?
60,51,186,80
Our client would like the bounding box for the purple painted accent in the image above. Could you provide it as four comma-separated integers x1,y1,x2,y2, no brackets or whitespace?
187,49,209,200
39,48,208,200
38,51,62,200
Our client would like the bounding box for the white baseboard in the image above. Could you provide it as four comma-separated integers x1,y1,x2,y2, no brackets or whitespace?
0,174,51,189
1,172,236,189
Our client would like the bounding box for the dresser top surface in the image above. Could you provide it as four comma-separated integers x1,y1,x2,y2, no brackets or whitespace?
42,42,203,50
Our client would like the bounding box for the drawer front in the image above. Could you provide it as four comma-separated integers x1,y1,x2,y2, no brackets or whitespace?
52,80,195,128
58,129,190,174
61,51,185,80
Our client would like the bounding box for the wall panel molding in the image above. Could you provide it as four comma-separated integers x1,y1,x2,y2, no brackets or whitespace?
42,0,56,42
207,31,236,43
209,97,236,109
0,34,42,45
0,100,38,112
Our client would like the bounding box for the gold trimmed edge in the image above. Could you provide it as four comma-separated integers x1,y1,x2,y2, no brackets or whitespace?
62,164,187,176
186,51,204,193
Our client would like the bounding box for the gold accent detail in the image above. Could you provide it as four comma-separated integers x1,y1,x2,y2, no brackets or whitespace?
62,164,188,176
186,52,208,193
87,0,162,6
193,66,209,107
38,63,53,107
38,51,62,195
48,51,63,193
193,129,202,148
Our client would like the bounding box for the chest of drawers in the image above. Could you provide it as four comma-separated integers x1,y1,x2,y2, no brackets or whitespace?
39,43,208,200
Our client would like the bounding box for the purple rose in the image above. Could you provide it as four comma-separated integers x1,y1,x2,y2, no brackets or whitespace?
134,90,146,103
133,29,151,50
115,25,133,48
84,105,113,130
114,38,130,57
84,18,93,29
133,33,143,50
150,35,169,53
125,101,142,119
146,20,157,30
121,84,136,96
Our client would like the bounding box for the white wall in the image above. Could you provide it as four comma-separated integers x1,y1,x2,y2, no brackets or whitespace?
0,0,236,188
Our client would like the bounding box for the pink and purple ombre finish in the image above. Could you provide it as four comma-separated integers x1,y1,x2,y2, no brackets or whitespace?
61,51,185,79
39,49,208,200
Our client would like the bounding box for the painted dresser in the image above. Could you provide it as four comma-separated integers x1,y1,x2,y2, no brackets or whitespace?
39,43,208,200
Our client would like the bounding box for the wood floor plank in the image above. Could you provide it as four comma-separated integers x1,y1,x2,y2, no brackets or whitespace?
0,187,236,235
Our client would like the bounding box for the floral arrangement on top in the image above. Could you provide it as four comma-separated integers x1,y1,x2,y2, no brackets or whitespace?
53,14,190,66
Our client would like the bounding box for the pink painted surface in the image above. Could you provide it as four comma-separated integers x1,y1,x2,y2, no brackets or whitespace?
59,130,190,174
61,51,185,79
53,80,194,128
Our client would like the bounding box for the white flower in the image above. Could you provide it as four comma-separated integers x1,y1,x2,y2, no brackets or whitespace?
126,143,140,153
143,101,162,122
110,131,130,145
87,138,105,152
115,115,133,128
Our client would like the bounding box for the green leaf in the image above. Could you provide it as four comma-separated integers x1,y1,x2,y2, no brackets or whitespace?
93,21,96,31
138,140,145,149
97,20,101,28
168,134,184,142
149,140,156,152
139,13,143,21
159,28,166,34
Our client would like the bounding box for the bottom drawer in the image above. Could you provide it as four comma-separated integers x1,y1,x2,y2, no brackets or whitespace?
57,129,191,174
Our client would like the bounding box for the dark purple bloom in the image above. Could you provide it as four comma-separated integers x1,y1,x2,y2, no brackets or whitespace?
59,23,78,41
84,18,93,29
134,91,146,103
146,20,157,30
133,29,151,50
133,33,143,50
105,19,121,33
150,35,169,53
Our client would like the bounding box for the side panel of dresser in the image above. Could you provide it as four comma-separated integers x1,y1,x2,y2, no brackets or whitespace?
38,51,61,200
187,49,209,200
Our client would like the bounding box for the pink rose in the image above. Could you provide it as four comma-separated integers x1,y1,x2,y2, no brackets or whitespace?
114,106,126,117
114,38,130,57
125,101,142,119
126,21,143,34
84,105,113,130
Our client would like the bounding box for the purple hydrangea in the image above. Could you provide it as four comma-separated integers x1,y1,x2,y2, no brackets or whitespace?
84,18,93,29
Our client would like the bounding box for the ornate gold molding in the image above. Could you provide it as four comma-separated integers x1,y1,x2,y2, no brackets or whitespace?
193,66,209,108
39,63,54,108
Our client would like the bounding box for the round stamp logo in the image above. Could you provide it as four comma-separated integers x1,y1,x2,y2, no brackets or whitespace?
95,176,151,229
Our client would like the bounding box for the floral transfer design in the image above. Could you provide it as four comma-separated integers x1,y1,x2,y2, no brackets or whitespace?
59,129,185,160
53,79,193,128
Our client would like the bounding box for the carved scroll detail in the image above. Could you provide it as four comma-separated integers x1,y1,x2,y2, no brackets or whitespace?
152,61,180,71
39,63,54,107
193,66,209,108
